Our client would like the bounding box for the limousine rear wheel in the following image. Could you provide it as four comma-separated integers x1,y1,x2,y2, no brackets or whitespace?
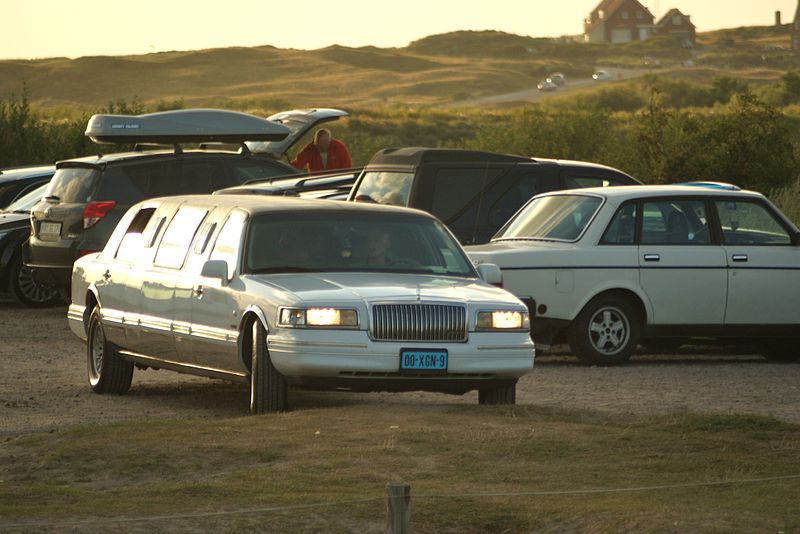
250,320,287,414
87,308,134,394
568,295,640,366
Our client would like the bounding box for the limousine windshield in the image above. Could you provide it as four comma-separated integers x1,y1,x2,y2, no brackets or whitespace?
244,212,475,276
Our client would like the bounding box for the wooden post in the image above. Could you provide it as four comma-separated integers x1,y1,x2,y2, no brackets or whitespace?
386,482,411,534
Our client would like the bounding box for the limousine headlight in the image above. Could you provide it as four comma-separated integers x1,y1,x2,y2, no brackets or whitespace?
279,307,359,328
476,310,529,330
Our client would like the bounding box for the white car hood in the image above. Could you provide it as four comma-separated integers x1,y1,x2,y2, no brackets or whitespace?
249,272,522,306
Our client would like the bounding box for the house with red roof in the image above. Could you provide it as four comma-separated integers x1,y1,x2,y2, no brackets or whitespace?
584,1,695,46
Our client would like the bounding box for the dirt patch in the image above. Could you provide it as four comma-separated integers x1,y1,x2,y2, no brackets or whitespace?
1,303,798,438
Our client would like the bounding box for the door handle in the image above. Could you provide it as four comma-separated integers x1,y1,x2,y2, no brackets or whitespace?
193,285,204,297
643,254,660,262
732,254,748,262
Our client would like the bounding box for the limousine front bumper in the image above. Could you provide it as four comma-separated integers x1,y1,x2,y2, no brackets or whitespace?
266,330,535,393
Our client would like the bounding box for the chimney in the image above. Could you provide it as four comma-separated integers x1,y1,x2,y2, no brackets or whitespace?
776,11,782,26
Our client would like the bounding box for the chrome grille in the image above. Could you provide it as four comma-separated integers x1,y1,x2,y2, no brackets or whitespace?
371,303,467,342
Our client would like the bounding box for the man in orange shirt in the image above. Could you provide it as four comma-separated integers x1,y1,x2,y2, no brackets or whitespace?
291,128,352,172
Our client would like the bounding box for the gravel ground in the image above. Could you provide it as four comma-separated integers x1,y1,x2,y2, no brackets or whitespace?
1,302,799,437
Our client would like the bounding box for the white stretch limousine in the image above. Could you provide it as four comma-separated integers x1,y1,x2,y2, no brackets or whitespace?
68,195,534,412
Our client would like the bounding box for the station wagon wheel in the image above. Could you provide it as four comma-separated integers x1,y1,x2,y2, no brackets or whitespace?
568,295,640,366
9,255,60,308
249,320,288,414
87,308,134,394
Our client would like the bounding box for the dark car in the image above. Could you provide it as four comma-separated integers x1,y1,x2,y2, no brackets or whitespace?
27,108,351,294
0,165,55,209
215,168,361,200
347,147,641,245
0,183,60,307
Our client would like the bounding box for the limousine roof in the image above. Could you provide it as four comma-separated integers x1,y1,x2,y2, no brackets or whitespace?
152,194,436,218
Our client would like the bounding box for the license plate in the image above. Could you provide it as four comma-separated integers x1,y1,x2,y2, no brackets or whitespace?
400,349,448,372
40,222,62,237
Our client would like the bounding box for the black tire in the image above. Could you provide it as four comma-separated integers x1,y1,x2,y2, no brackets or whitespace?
9,255,60,308
250,320,288,414
87,308,133,394
567,294,641,366
760,340,800,362
478,381,517,405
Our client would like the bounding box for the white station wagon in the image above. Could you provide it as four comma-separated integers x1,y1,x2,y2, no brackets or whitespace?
68,195,534,412
467,185,800,365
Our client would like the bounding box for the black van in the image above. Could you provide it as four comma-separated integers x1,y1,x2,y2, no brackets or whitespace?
347,147,641,245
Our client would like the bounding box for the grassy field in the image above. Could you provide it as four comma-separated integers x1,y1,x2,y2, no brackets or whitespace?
1,25,796,110
1,405,798,532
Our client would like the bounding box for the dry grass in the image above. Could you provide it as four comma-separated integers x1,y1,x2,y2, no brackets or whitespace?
1,404,798,532
1,26,793,111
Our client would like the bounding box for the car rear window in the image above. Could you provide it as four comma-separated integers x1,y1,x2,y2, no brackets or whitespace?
352,171,413,206
496,194,602,241
45,167,99,203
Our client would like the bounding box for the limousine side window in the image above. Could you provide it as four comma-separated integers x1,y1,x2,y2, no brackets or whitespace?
209,211,247,278
154,207,209,269
115,207,156,263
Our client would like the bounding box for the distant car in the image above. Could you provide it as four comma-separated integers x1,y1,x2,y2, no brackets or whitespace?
537,79,558,92
592,70,612,81
28,108,347,296
467,185,800,365
547,73,566,86
0,165,54,209
0,184,60,307
68,195,535,412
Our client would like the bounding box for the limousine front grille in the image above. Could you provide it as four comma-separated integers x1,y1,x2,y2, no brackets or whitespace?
371,303,467,342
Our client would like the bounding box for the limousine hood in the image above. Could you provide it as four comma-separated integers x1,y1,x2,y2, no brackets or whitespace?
247,272,522,306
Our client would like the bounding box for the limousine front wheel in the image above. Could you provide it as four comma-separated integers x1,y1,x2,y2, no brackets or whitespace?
250,320,287,414
87,308,134,394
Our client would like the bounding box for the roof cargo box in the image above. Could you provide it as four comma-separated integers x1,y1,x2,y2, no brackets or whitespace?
85,109,292,144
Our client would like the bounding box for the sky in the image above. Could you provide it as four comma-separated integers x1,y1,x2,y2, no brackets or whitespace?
1,0,797,60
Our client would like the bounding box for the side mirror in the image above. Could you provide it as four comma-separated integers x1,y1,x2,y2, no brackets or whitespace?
476,263,503,286
200,259,229,286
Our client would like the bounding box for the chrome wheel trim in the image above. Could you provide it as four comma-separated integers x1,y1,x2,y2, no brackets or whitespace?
16,263,58,303
90,321,105,381
587,306,630,356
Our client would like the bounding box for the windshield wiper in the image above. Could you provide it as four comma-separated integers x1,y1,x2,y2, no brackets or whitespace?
12,209,30,214
44,195,60,202
249,266,314,274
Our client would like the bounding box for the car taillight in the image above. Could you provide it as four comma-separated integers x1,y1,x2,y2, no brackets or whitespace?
83,201,116,229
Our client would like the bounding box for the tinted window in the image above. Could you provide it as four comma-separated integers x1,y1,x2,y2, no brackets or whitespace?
115,208,156,263
94,163,159,204
488,174,541,228
45,167,98,203
431,168,503,223
228,160,293,184
564,176,621,189
352,171,413,206
601,203,637,245
154,207,208,269
209,211,247,278
641,200,710,245
245,213,474,277
715,200,791,245
497,195,602,241
158,160,230,196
